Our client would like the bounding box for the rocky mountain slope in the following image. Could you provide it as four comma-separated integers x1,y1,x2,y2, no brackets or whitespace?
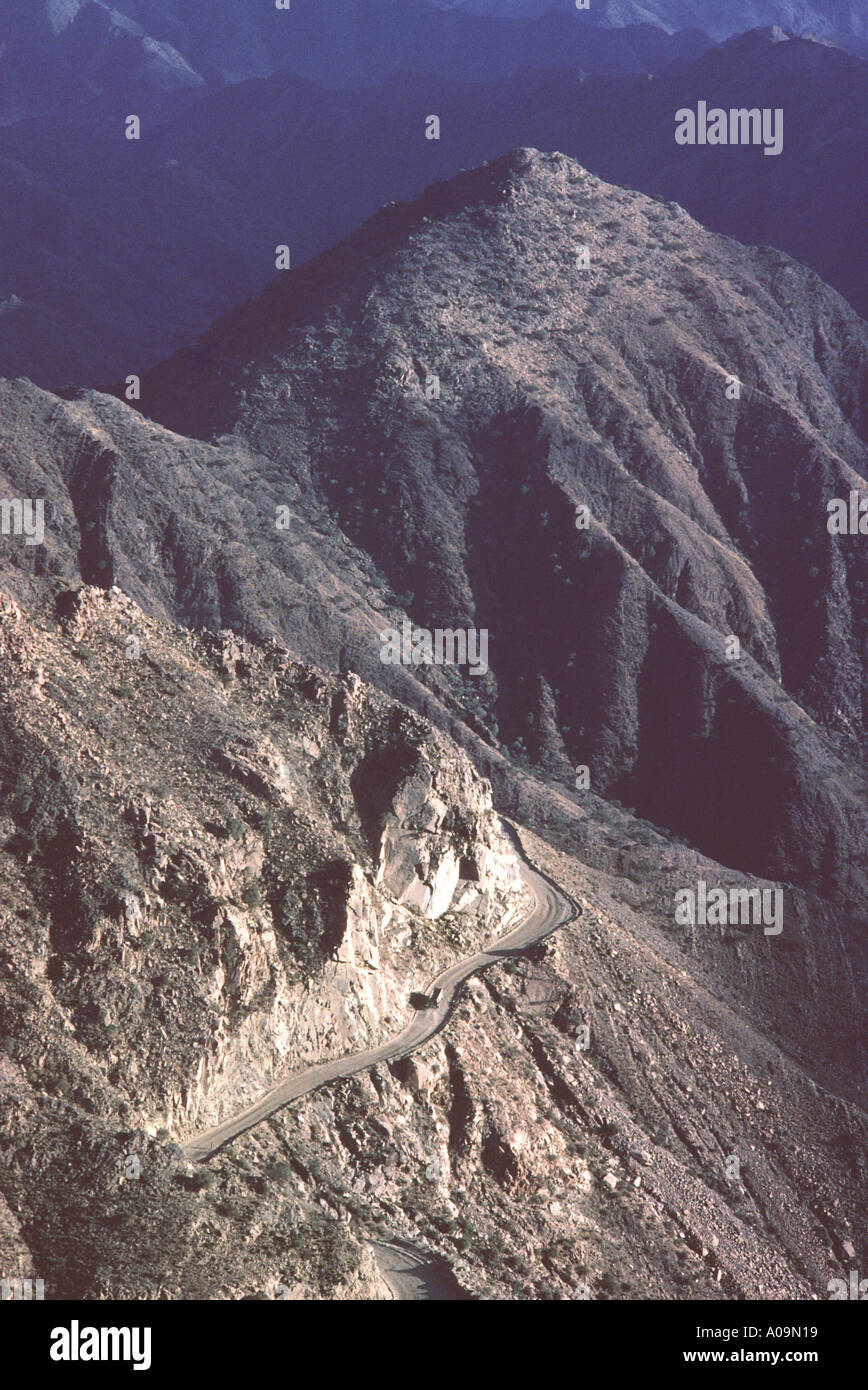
0,589,864,1300
0,600,863,1298
3,146,866,916
0,583,529,1295
266,817,867,1302
0,148,865,1300
115,149,865,902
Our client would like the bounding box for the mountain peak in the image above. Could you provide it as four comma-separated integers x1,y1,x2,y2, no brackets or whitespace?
353,146,612,257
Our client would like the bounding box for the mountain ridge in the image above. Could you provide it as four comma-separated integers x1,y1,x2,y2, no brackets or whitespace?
0,29,864,390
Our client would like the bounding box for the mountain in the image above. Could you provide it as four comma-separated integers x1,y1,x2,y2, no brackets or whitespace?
451,0,868,47
0,30,863,391
4,147,867,1035
0,93,272,386
1,150,865,1300
0,1,206,125
131,150,867,910
0,0,711,125
137,0,713,85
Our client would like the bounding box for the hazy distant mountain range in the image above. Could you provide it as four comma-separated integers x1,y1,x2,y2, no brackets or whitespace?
442,0,868,46
0,0,712,124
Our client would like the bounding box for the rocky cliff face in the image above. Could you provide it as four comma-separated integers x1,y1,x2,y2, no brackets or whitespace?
279,824,867,1303
0,574,536,1297
0,584,521,1140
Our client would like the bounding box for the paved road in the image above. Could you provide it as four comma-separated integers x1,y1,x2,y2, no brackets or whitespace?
372,1242,471,1301
183,823,576,1162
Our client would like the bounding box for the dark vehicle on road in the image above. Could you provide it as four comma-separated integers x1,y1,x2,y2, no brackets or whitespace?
409,987,442,1010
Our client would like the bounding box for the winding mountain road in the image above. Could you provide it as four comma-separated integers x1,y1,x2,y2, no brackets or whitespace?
183,824,576,1162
